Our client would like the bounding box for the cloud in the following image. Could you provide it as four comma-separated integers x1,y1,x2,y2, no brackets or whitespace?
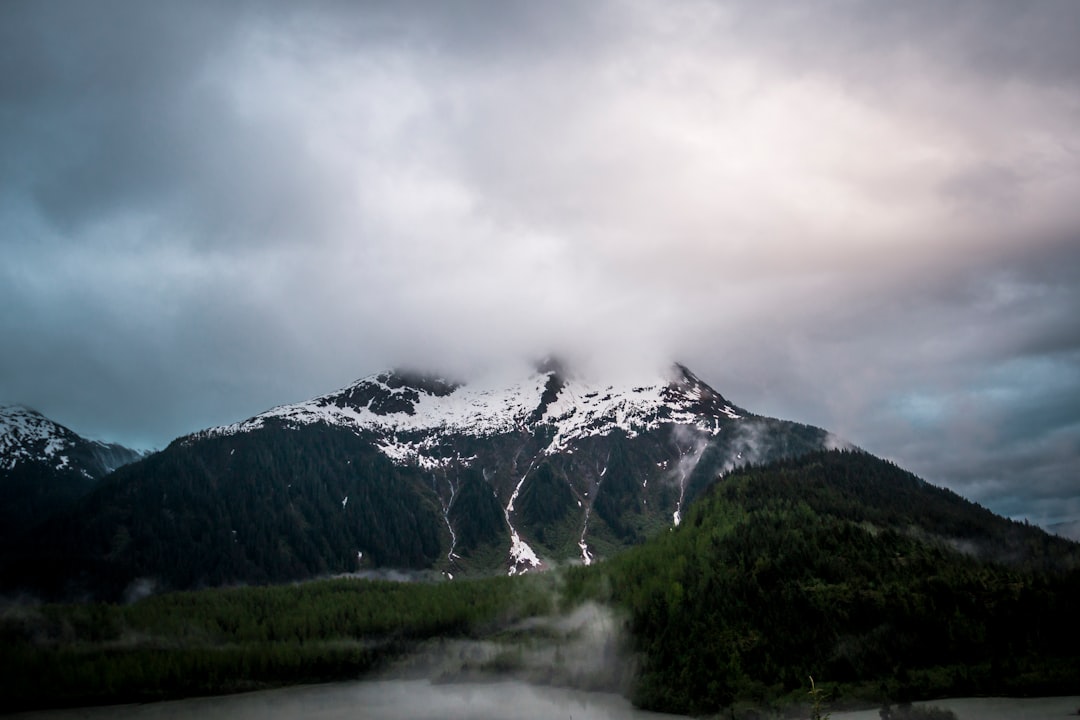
1,0,1078,530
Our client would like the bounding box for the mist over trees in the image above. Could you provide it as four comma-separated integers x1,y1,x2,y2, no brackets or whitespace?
4,451,1078,715
562,451,1080,714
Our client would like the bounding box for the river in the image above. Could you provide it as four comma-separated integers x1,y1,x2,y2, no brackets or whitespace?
10,681,1078,720
8,679,686,720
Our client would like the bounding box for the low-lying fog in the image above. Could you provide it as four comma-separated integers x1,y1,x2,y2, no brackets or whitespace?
11,682,1079,720
8,598,1078,720
9,680,686,720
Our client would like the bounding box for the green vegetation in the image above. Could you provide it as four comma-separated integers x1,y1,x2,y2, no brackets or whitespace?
4,450,1078,716
0,459,98,543
562,450,1080,715
809,676,830,720
5,426,448,600
0,574,556,712
1,396,835,602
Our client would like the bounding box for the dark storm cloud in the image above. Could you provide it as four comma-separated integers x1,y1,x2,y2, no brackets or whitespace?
1,0,1078,532
2,2,223,221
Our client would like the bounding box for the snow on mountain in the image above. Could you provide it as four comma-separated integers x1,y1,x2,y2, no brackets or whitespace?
1,365,838,594
188,363,746,470
1,404,148,543
0,404,146,476
0,404,83,473
155,363,838,580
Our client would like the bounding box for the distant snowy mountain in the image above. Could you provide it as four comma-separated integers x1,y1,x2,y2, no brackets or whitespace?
0,405,146,541
3,363,834,599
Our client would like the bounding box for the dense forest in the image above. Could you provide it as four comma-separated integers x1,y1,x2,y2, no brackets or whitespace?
3,426,448,600
564,450,1080,714
2,450,1078,715
0,574,556,711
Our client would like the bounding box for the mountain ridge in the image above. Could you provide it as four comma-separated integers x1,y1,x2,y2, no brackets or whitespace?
182,362,750,461
0,404,146,543
0,404,144,475
2,362,833,599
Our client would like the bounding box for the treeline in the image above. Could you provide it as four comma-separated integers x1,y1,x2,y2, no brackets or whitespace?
5,450,1079,716
563,450,1080,715
3,425,447,600
0,574,555,711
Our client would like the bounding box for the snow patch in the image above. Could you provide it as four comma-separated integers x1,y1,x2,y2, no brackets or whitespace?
505,462,543,575
508,530,542,575
578,505,594,566
0,404,77,471
433,475,459,565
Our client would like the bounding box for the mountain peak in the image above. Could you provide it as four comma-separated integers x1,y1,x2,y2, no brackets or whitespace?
1,404,146,476
0,404,78,471
0,403,47,423
382,369,461,396
189,362,749,467
322,370,461,417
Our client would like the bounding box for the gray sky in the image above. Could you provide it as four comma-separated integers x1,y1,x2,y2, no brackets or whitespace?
3,0,1079,535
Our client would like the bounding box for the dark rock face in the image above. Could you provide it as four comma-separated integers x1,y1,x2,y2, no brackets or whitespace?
326,371,460,416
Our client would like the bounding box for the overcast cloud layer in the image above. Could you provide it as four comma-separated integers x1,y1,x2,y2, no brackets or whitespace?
2,0,1078,535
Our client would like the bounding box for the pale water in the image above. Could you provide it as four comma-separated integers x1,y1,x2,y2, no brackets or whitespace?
9,679,686,719
10,681,1078,720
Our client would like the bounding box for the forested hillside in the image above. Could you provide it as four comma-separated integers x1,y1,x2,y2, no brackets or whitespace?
564,450,1080,714
2,364,833,600
0,575,555,711
5,450,1078,716
0,405,145,544
4,426,446,600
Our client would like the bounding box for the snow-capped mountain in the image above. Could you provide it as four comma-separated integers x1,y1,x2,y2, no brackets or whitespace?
189,363,746,470
3,363,834,599
0,404,146,541
0,404,141,476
